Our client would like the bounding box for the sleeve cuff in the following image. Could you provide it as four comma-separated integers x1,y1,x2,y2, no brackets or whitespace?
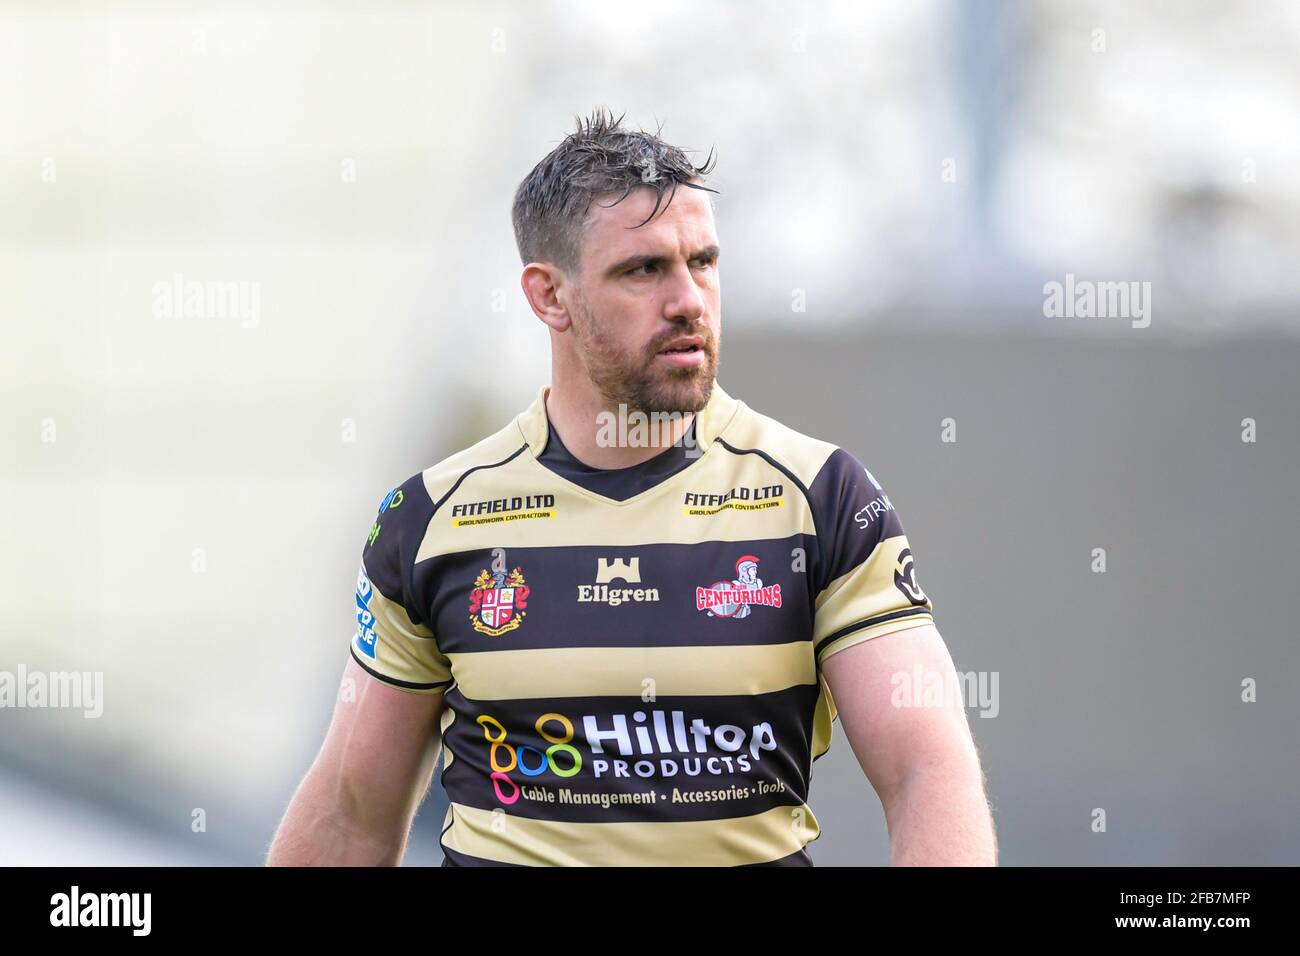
814,608,934,667
349,645,453,694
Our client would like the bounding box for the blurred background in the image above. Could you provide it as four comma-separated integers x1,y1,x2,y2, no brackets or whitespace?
1,0,1297,866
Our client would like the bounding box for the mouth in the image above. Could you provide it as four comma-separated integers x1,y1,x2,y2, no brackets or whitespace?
656,335,706,355
654,337,708,368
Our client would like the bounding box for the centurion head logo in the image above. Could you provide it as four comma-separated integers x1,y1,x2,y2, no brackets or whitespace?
696,554,782,619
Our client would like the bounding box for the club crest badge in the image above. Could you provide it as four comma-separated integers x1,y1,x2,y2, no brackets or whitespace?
469,565,531,636
696,554,782,619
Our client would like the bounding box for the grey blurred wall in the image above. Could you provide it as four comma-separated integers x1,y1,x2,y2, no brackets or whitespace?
721,330,1300,865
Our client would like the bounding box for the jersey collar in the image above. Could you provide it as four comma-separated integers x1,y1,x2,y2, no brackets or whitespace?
516,380,740,458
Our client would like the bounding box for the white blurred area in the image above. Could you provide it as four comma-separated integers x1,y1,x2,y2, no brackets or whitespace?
1,0,1298,865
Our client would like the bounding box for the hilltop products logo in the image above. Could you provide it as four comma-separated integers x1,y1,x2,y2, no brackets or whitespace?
469,565,531,636
578,556,661,606
696,555,782,619
683,485,783,515
476,708,778,804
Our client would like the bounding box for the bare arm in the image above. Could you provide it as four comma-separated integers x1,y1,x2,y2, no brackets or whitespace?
267,655,445,866
821,623,997,865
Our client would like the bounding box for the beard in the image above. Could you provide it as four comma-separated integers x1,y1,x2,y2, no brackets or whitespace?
572,294,720,416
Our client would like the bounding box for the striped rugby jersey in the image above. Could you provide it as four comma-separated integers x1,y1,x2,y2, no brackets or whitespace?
349,381,935,866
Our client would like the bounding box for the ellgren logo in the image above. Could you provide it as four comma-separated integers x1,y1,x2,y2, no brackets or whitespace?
579,556,661,605
354,566,379,659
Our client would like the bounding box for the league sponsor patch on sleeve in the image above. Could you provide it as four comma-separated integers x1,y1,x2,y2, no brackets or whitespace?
354,565,379,659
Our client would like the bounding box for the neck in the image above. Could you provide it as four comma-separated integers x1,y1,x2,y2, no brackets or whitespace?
544,376,699,470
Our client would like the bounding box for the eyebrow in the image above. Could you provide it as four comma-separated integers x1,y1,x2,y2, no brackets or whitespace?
603,244,721,278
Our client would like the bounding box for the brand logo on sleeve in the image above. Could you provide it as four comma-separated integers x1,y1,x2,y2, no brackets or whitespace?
854,493,894,530
354,566,379,659
894,548,928,605
469,565,531,636
696,555,782,619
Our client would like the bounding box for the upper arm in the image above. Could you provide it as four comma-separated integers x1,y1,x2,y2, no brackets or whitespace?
807,448,972,800
807,448,934,670
821,622,980,805
327,475,453,833
312,654,446,837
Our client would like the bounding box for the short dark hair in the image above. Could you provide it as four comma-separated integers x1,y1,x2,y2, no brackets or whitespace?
511,107,718,272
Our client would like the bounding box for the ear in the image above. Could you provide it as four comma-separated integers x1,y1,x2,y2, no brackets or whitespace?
521,263,572,332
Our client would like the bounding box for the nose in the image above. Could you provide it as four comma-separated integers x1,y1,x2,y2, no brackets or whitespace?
661,260,708,324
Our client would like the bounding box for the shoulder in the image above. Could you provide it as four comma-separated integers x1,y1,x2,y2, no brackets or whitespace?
716,399,840,490
719,396,903,562
417,415,532,509
362,414,527,566
720,397,882,505
376,415,529,527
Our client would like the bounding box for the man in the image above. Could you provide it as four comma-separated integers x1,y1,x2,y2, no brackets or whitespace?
268,108,996,867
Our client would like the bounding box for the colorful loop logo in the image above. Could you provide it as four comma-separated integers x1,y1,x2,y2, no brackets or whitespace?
476,712,583,804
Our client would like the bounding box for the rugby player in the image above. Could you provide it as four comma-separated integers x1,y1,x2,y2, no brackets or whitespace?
268,108,997,866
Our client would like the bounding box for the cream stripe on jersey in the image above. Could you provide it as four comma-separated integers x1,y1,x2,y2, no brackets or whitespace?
812,533,934,647
446,640,816,702
416,452,815,561
442,801,818,867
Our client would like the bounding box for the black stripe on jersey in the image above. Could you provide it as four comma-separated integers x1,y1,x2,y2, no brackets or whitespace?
739,846,814,866
812,606,933,659
364,471,438,627
440,846,525,867
349,644,453,691
806,446,904,595
439,844,812,867
424,535,814,655
437,682,818,824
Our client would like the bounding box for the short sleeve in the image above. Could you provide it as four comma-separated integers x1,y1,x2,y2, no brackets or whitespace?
808,448,935,668
350,475,453,693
